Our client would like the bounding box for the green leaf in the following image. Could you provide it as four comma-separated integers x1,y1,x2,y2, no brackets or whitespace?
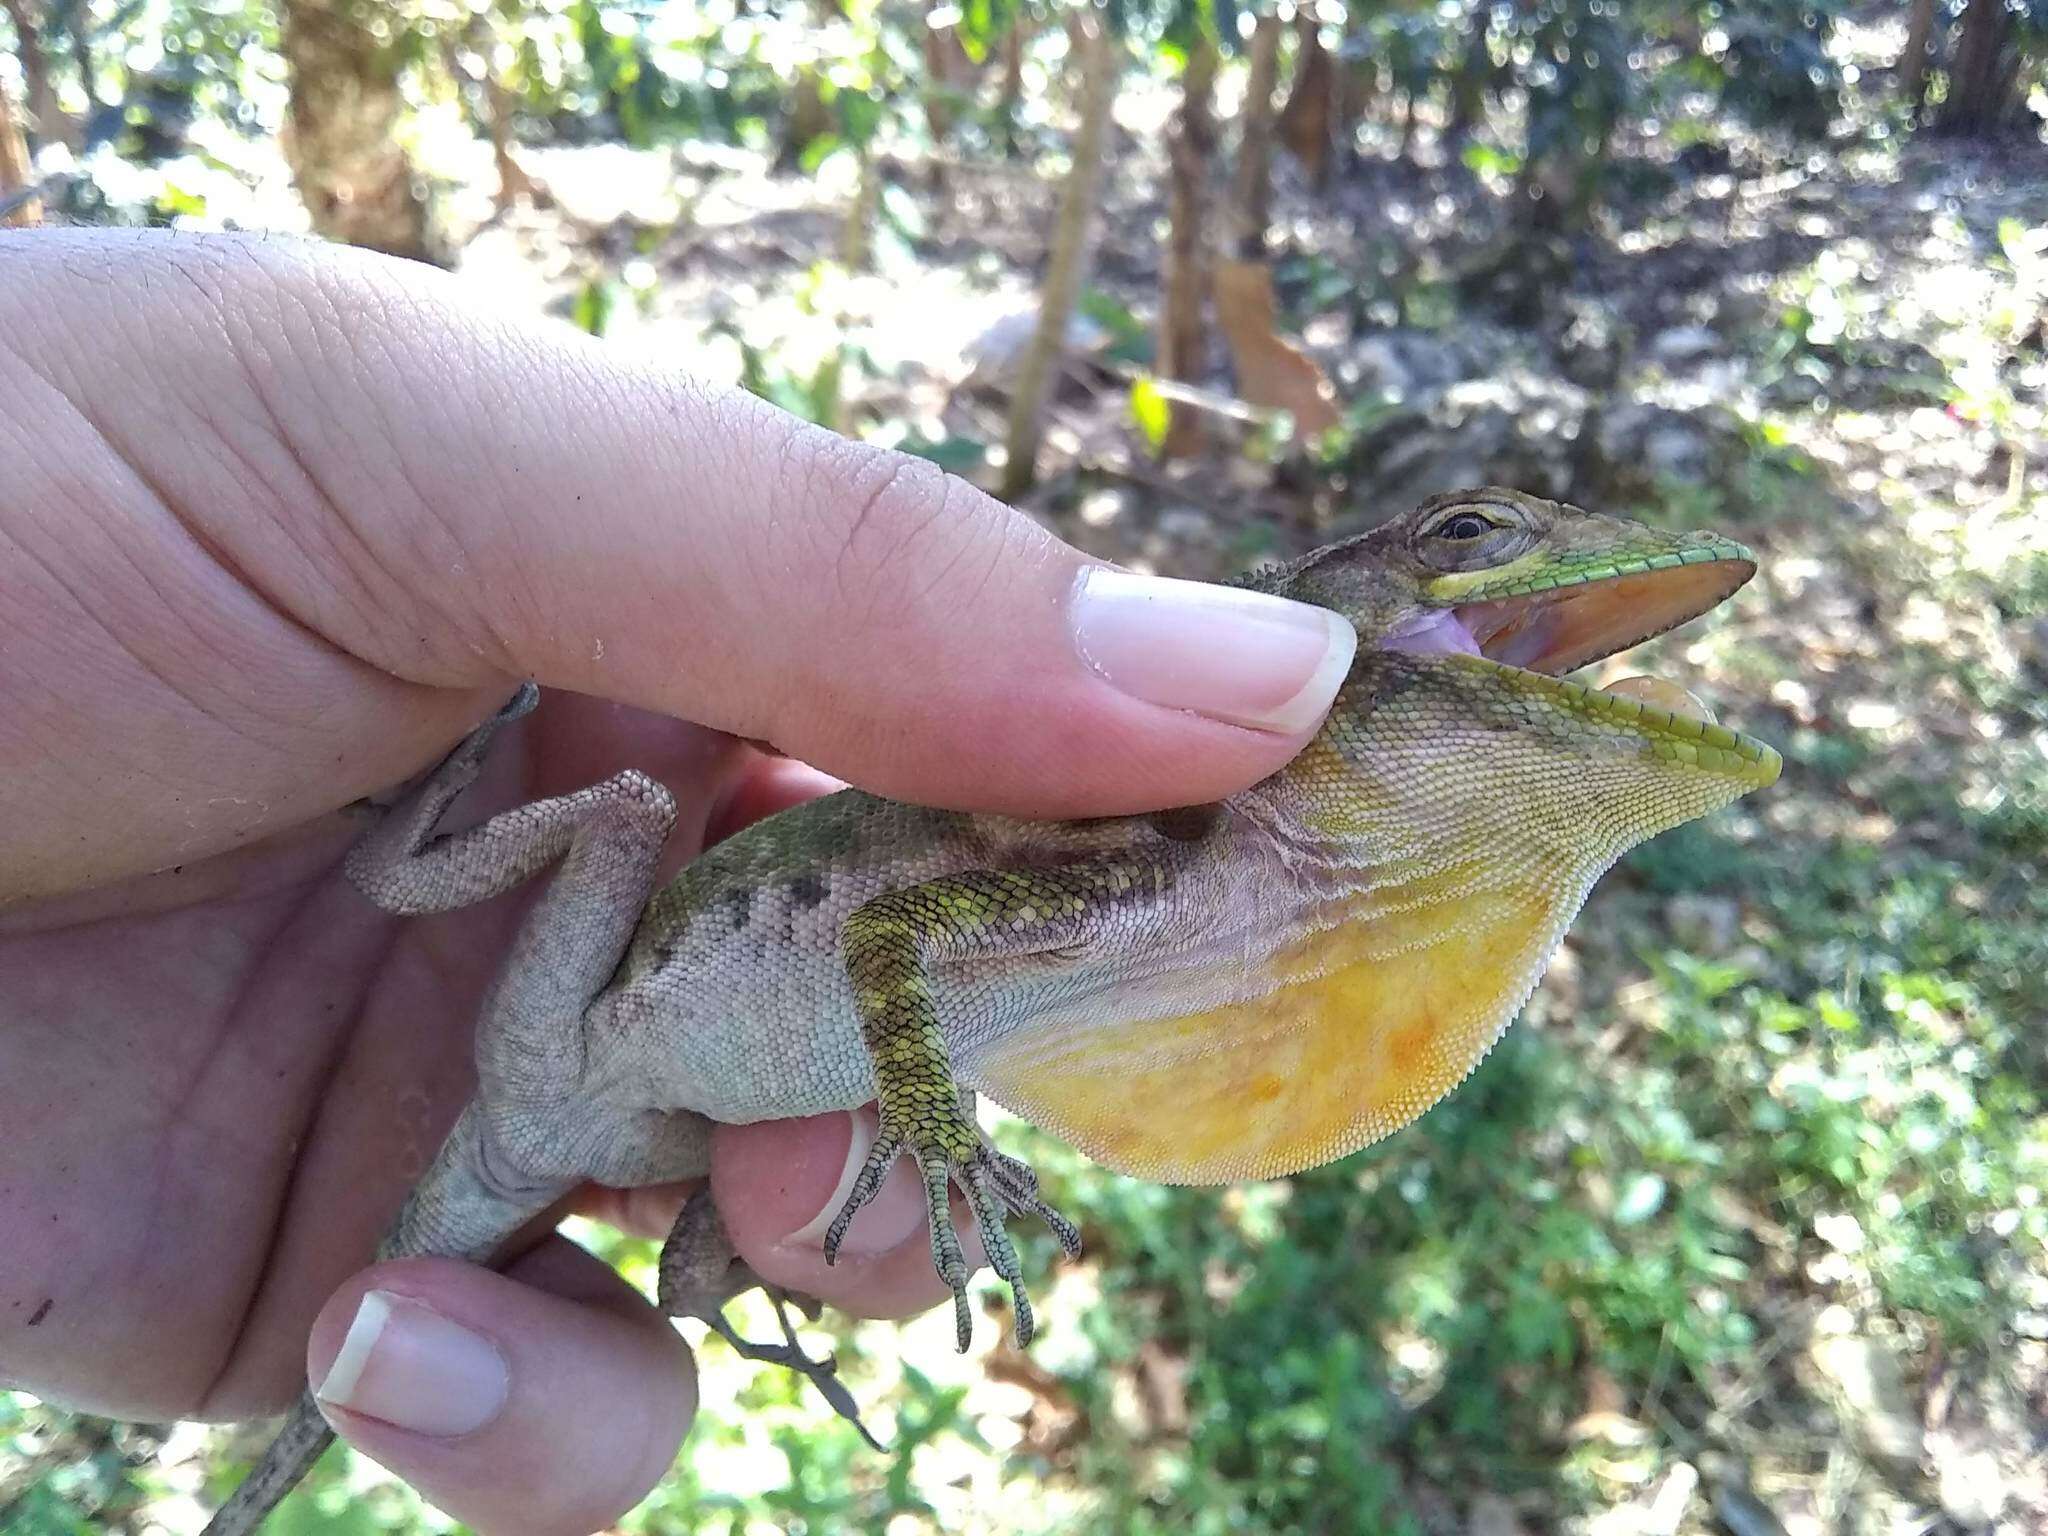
572,278,616,337
839,88,884,147
1460,141,1522,179
899,434,989,473
153,181,207,218
798,132,846,174
1129,373,1172,452
1078,287,1154,365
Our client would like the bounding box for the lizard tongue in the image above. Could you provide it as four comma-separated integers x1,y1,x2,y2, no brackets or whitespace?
1382,608,1483,659
1603,674,1717,723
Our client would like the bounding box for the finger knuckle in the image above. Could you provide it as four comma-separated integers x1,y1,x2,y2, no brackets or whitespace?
777,427,990,624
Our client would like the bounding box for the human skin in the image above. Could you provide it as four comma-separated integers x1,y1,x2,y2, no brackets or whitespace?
0,231,1353,1534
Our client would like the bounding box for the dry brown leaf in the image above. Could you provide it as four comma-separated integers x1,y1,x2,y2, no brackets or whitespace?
1213,258,1342,440
0,74,42,229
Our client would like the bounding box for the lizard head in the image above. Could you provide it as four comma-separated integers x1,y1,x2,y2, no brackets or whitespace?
1271,486,1754,675
1263,485,1778,794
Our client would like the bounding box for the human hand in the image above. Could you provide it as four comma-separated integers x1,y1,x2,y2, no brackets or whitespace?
0,229,1355,1533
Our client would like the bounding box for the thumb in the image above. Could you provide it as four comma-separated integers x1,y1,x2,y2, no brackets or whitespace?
306,1243,694,1536
21,230,1356,819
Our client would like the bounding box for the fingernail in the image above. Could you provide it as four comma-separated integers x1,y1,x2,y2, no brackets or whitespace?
315,1291,509,1438
784,1109,926,1259
1069,567,1357,734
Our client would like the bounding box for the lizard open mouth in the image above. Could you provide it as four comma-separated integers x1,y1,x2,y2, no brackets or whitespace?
1453,555,1753,677
1383,547,1778,783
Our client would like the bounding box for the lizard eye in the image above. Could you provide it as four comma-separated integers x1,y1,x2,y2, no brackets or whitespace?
1410,495,1539,572
1433,511,1500,541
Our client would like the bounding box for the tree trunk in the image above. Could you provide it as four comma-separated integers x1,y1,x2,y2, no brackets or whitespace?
281,0,440,262
1159,34,1218,458
1934,0,2024,137
481,64,540,211
1445,0,1495,145
1511,143,1586,234
0,71,40,226
779,71,831,170
996,20,1027,158
776,0,842,170
1898,0,1938,118
920,0,979,144
1230,10,1283,257
1000,11,1118,500
3,0,80,149
839,145,880,269
1332,8,1373,166
1276,11,1335,187
442,17,544,212
919,0,980,228
475,30,539,212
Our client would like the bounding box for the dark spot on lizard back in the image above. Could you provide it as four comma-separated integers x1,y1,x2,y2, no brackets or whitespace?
789,871,829,909
26,1297,52,1326
1150,803,1224,842
723,890,753,932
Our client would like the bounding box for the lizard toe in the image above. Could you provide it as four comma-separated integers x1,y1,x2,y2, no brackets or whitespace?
822,1127,905,1265
961,1156,1038,1348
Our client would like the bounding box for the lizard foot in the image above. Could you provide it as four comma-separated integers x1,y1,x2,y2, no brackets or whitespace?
985,1148,1084,1254
822,1107,1082,1353
706,1294,886,1452
431,683,541,794
341,684,540,825
658,1190,885,1449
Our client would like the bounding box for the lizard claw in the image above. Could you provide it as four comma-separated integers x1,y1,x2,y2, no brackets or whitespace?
497,680,541,722
822,1112,1074,1352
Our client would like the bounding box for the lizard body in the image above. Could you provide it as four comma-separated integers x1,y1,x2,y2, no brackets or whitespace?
204,488,1779,1533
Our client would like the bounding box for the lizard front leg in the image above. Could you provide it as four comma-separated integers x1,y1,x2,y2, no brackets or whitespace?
827,856,1179,1350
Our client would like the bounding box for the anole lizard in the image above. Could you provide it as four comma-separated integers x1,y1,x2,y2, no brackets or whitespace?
202,488,1778,1533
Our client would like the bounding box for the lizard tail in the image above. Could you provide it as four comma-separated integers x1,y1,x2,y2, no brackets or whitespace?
202,1106,580,1533
199,1392,334,1536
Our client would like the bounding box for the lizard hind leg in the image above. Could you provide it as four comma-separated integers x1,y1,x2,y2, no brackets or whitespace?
206,684,688,1535
827,864,1149,1353
656,1191,885,1451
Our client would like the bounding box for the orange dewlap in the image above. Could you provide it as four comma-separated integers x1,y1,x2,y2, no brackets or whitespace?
974,872,1562,1185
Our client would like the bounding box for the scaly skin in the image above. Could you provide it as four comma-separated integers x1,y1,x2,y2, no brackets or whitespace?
204,488,1779,1534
